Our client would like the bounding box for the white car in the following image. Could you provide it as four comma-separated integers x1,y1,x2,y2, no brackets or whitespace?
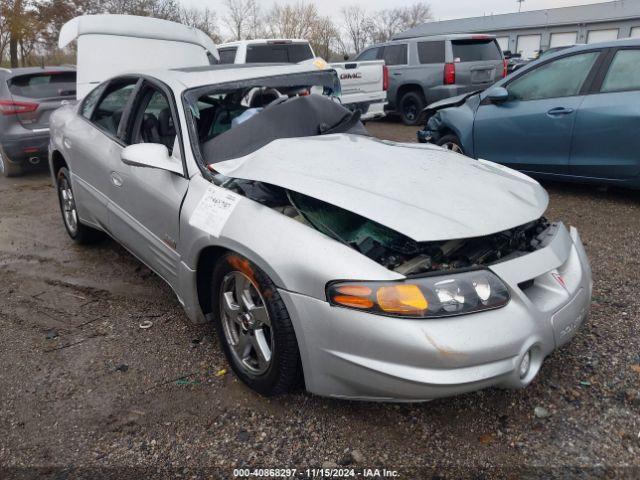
218,39,388,121
49,15,592,402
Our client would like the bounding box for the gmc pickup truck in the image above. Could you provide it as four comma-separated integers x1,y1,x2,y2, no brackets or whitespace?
218,39,388,121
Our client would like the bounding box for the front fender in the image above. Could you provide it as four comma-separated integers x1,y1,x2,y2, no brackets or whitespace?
420,96,481,157
179,176,402,303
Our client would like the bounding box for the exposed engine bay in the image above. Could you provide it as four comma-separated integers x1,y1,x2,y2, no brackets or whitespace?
221,178,551,276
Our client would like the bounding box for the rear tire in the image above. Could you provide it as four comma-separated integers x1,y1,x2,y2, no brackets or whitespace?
211,252,303,396
0,152,23,177
437,134,465,155
56,167,103,244
399,91,425,126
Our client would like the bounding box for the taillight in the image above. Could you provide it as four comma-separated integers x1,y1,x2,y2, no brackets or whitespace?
0,100,39,115
502,59,508,78
382,65,389,91
444,63,456,85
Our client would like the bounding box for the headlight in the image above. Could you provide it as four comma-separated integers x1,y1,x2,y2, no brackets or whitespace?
327,269,510,318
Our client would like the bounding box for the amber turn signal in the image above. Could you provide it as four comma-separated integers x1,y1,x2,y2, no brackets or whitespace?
377,284,428,314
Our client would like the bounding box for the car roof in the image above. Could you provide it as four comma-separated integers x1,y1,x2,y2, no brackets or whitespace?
0,65,76,78
131,62,332,91
528,37,640,63
376,33,496,46
219,39,310,48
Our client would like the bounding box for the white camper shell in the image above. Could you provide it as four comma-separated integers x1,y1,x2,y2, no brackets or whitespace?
59,14,219,98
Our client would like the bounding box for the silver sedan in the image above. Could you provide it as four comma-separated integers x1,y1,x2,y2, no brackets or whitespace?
49,63,592,401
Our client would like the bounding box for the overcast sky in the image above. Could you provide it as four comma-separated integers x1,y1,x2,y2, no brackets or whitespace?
183,0,610,21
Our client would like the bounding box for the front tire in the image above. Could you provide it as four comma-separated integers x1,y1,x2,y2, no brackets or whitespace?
399,91,425,126
437,134,465,155
56,167,103,244
0,151,23,177
211,252,303,396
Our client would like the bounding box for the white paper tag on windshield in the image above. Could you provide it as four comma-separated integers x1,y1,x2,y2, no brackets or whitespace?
189,185,240,237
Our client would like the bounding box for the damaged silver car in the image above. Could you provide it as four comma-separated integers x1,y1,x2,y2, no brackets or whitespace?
49,60,592,401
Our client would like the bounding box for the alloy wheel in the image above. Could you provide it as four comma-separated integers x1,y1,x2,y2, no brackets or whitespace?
403,99,418,122
220,271,274,376
58,175,79,235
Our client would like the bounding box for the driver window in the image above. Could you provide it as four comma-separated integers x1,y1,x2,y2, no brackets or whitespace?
507,52,599,101
132,88,177,155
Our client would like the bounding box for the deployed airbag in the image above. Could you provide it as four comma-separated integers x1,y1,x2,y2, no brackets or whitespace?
202,95,368,164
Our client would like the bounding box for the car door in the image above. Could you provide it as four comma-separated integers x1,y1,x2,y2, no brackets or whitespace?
473,50,603,174
107,79,189,288
65,78,138,229
569,47,640,180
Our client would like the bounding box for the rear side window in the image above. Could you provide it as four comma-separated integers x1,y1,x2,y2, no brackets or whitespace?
8,72,76,99
508,52,599,101
356,48,380,61
601,49,640,93
245,44,314,63
91,80,137,136
218,48,237,64
80,83,107,119
418,41,445,64
382,44,408,66
452,39,502,62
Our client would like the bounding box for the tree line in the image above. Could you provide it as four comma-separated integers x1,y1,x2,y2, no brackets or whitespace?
0,0,432,68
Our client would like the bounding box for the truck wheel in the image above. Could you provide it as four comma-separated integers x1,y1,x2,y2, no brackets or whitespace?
211,252,303,396
56,167,103,244
399,91,425,126
437,134,465,155
0,152,23,177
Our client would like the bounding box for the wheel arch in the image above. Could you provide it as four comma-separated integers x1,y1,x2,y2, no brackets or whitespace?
50,150,68,184
396,83,425,103
195,245,229,317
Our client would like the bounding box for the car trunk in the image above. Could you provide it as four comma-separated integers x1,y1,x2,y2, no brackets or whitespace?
8,71,76,130
450,38,504,87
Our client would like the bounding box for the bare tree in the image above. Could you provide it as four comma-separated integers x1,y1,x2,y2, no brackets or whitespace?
180,5,221,42
370,8,404,44
308,15,337,60
341,5,372,54
224,0,258,41
245,0,262,40
0,4,11,64
370,2,433,43
266,2,318,39
400,1,432,30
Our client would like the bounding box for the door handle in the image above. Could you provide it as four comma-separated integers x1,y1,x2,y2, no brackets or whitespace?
392,72,402,76
110,172,123,188
547,107,574,117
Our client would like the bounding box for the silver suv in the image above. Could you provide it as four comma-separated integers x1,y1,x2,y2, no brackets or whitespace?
356,34,506,125
0,66,76,177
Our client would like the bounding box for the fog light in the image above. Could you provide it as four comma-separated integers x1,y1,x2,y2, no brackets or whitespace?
519,351,531,378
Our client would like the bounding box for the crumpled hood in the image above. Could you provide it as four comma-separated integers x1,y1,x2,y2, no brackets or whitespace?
214,134,548,242
426,90,479,110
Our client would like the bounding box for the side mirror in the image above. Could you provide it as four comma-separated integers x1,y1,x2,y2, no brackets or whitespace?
343,54,349,61
121,143,182,175
486,86,509,103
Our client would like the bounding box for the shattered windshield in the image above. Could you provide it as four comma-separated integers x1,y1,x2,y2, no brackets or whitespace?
183,70,370,165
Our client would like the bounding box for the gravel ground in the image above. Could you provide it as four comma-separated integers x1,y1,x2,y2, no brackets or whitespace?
1,119,639,479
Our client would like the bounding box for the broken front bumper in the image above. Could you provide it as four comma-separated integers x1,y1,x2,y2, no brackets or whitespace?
280,223,592,402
